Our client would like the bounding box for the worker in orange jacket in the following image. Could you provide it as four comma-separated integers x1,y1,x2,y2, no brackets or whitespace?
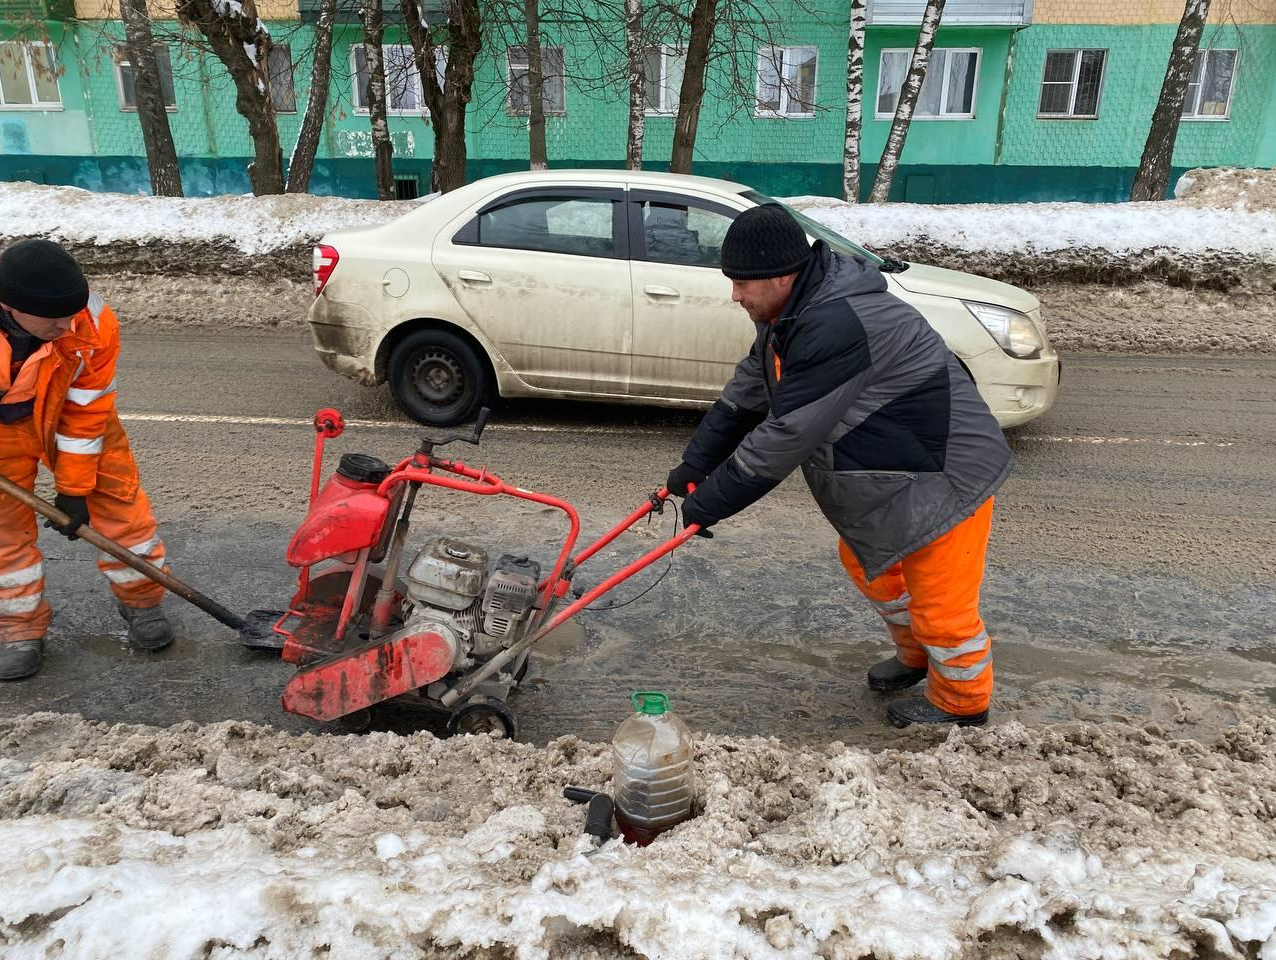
0,239,171,680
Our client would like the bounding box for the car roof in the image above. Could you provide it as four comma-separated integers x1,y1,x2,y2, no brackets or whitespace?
458,169,755,197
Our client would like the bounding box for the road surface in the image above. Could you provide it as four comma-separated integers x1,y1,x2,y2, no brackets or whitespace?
2,332,1272,745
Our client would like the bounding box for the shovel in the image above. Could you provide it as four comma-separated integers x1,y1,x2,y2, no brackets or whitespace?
0,473,268,638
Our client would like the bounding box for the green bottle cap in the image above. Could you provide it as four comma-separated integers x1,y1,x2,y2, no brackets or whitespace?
631,691,669,716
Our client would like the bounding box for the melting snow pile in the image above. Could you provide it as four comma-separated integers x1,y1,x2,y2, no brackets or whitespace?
0,182,433,256
789,193,1276,263
2,710,1275,959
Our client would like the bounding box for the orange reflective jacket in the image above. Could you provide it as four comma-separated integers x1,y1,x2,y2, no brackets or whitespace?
0,294,138,499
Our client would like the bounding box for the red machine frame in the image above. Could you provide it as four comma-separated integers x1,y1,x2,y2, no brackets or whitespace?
269,408,699,727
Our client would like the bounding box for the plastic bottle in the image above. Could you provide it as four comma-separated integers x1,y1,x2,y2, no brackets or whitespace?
611,691,695,845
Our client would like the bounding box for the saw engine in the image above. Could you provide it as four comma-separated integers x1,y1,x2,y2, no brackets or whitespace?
404,536,541,686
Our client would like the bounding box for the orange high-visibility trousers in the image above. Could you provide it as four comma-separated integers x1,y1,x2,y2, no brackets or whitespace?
839,498,995,716
0,416,166,645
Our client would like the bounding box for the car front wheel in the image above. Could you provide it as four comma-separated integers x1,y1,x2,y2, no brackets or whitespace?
388,328,490,427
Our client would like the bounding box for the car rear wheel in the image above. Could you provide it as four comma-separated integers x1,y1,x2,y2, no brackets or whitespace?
388,328,490,427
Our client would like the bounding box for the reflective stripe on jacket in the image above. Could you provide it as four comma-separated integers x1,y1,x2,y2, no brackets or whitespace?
682,243,1013,580
0,293,133,498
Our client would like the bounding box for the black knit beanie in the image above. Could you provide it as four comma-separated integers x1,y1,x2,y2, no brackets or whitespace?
720,204,812,281
0,239,90,319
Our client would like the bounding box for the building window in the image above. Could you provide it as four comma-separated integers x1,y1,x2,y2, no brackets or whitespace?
876,47,979,119
116,46,176,111
756,45,817,117
644,46,684,115
268,44,296,113
507,46,566,115
0,41,62,109
353,44,445,115
1038,48,1106,118
1182,48,1237,120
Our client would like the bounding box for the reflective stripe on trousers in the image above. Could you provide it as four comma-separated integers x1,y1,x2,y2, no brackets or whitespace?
839,498,996,716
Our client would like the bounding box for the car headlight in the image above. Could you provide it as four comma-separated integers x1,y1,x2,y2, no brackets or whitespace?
963,301,1044,360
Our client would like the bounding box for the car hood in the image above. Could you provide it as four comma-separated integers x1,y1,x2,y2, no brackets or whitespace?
887,262,1039,314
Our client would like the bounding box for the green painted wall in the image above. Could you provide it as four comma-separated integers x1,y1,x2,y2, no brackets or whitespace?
1,5,1274,201
999,22,1276,169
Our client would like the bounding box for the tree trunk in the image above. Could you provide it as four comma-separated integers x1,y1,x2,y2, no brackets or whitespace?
121,0,183,196
1131,0,1211,201
363,0,396,200
525,0,547,170
286,0,335,193
176,0,284,195
624,0,644,171
841,0,867,203
669,0,716,174
402,0,481,193
868,0,945,203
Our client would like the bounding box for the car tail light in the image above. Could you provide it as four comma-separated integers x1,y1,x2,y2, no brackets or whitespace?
313,244,340,297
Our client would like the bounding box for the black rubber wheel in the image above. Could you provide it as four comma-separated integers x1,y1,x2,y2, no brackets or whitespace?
446,697,517,739
335,708,374,734
388,328,489,427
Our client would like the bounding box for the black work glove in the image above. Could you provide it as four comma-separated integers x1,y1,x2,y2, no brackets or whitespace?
45,493,89,541
680,496,716,539
666,462,707,498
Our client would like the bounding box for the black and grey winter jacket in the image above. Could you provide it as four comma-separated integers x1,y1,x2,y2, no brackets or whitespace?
682,242,1013,580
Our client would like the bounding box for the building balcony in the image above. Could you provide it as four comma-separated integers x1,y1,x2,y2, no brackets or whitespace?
867,0,1032,26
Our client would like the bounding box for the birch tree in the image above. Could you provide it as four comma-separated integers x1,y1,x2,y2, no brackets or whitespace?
624,0,645,169
1130,0,1211,201
176,0,284,194
840,0,866,202
286,0,335,193
867,0,944,203
120,0,184,196
362,0,396,199
402,0,483,193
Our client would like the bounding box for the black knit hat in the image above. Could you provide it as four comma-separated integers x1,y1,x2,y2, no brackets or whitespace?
721,204,812,281
0,239,90,319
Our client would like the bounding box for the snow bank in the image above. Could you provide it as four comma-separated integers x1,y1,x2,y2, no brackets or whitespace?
1175,166,1276,214
789,193,1276,261
0,182,433,256
2,710,1275,959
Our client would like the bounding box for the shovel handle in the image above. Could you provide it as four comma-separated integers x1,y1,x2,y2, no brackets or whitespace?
0,474,246,632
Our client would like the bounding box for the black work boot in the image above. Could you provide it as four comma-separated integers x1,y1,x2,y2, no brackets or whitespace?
0,639,43,680
118,603,173,652
867,656,928,693
887,696,988,729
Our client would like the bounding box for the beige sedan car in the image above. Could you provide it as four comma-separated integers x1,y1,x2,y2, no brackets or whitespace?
309,170,1060,427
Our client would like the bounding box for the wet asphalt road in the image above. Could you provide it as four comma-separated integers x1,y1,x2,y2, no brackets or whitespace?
2,332,1273,746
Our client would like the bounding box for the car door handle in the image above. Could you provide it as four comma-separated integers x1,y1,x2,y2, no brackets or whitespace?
644,284,680,298
458,269,492,284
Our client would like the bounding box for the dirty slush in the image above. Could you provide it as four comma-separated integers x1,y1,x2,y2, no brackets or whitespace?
2,707,1274,959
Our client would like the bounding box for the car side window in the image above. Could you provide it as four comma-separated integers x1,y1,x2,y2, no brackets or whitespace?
475,196,617,258
639,200,733,268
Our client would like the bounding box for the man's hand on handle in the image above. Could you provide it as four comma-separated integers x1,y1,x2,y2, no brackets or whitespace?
666,462,707,498
45,493,89,540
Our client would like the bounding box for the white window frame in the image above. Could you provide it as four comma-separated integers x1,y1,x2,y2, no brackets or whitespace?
875,47,981,120
0,41,63,110
114,45,177,113
352,44,444,117
1036,47,1107,119
1182,48,1238,122
506,45,567,117
755,45,819,118
643,45,683,116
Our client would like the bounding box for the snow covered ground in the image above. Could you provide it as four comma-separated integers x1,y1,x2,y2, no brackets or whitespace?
1,174,1273,265
2,710,1274,959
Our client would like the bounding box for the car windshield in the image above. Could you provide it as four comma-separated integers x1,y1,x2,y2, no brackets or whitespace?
739,189,883,265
